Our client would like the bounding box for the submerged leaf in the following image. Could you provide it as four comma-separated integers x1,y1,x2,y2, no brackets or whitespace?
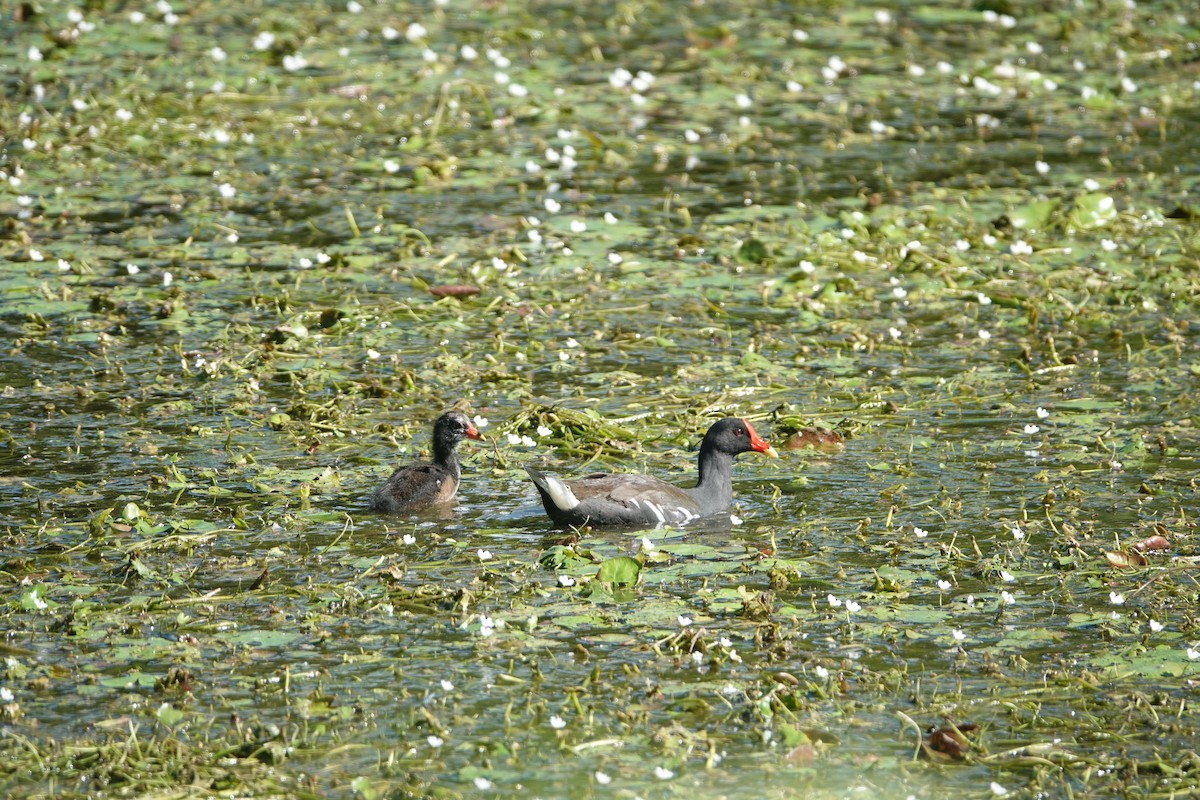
1105,550,1146,568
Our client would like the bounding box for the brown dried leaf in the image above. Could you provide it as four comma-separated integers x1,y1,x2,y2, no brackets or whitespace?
430,284,481,299
1133,534,1169,552
783,427,846,453
786,743,816,764
921,722,978,761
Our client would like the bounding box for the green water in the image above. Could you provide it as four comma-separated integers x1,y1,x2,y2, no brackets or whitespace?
2,1,1199,798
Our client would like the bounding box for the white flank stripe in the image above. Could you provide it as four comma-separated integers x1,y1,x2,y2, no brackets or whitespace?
543,475,580,510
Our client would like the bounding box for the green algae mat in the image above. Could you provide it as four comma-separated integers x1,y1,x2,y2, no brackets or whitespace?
2,1,1199,798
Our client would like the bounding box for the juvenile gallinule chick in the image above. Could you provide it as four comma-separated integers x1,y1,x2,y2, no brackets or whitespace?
525,417,778,528
370,411,483,514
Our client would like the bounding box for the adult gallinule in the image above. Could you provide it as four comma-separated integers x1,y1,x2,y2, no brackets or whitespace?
370,411,484,513
525,417,778,528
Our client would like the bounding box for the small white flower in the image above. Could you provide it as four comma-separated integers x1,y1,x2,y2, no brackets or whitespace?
1000,570,1015,583
607,252,623,265
1188,648,1200,660
827,594,842,608
557,575,575,587
347,0,362,11
28,249,43,262
459,44,478,60
913,526,928,538
254,31,276,51
536,425,552,437
383,159,400,174
1035,160,1050,175
937,579,951,591
473,777,493,790
594,770,611,785
366,348,381,360
520,435,536,447
472,415,489,429
639,537,656,553
549,714,567,729
952,629,966,641
115,108,133,122
678,615,692,627
544,198,561,213
845,600,861,613
508,83,528,98
126,263,140,275
1101,239,1118,252
406,22,427,41
976,292,991,305
1011,526,1025,540
654,766,675,780
735,93,753,109
28,46,44,62
604,212,619,224
1025,424,1040,434
218,182,236,198
440,679,454,691
0,687,13,701
1109,592,1125,606
792,29,809,42
570,219,586,233
282,53,308,72
1036,407,1050,419
1149,620,1164,633
427,735,444,747
991,781,1008,796
1010,240,1033,256
58,259,71,271
477,549,493,562
1001,591,1016,605
1110,460,1123,470
978,329,991,340
210,46,227,62
1083,178,1101,191
162,271,173,287
402,534,416,545
506,433,521,445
